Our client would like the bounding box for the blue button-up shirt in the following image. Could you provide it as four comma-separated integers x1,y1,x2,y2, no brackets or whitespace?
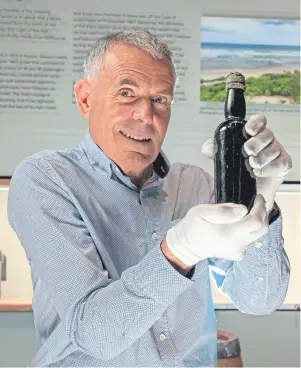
7,130,290,367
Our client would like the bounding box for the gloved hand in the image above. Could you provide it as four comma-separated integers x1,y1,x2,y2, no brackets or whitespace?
201,115,292,213
165,194,268,266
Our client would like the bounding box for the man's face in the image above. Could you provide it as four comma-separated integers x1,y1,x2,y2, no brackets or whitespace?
75,44,174,177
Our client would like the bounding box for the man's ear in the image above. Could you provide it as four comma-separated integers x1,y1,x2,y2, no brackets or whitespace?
74,80,92,119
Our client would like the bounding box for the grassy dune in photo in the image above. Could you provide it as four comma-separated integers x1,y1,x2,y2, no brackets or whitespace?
200,70,300,104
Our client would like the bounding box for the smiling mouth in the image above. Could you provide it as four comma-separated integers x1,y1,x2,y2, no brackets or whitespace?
120,130,151,142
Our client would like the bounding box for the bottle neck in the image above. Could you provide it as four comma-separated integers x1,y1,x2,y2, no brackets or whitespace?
224,88,246,120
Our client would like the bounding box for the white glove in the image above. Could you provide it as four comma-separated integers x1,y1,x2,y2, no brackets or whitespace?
243,115,292,212
202,115,292,213
166,194,268,266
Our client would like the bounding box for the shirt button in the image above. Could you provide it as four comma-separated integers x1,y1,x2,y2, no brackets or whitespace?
254,241,262,248
257,276,264,281
159,333,166,341
152,232,158,240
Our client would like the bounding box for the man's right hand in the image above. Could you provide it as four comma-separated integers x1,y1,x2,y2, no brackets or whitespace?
164,194,269,267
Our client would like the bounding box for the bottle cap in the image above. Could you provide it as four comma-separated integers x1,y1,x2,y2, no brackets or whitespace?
226,72,246,91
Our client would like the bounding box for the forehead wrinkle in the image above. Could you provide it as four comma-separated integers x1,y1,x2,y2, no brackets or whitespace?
110,59,173,78
107,62,174,93
112,71,172,89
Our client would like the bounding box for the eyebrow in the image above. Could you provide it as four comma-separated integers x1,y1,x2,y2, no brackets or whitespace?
119,78,174,96
119,79,138,87
158,89,174,96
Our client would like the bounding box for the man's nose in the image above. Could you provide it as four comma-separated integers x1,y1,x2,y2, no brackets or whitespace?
132,97,153,124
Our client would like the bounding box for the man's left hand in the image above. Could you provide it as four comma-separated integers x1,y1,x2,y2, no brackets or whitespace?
201,115,292,213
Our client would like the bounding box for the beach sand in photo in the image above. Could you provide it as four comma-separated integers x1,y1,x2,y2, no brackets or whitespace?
201,65,300,104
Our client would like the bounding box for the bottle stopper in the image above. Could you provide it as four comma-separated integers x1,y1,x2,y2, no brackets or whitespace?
225,71,246,91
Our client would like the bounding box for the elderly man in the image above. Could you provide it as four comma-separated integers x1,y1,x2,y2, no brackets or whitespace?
8,30,291,367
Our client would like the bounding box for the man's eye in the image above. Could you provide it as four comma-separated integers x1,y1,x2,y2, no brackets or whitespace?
119,90,133,97
152,96,167,104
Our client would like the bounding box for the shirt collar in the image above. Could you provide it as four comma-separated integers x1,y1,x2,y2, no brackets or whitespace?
81,129,170,180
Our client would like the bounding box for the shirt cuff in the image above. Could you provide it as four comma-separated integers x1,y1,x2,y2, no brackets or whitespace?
122,244,195,306
268,201,281,225
164,257,196,279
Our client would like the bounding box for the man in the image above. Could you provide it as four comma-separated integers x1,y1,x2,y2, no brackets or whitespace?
8,30,291,367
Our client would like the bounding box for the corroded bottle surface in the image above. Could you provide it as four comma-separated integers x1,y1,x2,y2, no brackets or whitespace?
214,72,256,209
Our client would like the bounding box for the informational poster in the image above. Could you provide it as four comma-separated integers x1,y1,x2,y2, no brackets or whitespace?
0,0,201,176
199,17,300,182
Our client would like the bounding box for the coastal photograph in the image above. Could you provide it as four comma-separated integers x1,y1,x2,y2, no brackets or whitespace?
200,18,300,105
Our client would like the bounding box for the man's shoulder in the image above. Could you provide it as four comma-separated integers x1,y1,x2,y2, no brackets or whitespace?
27,143,84,163
12,143,84,182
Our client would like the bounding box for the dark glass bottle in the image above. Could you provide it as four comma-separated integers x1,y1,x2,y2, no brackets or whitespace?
214,72,256,210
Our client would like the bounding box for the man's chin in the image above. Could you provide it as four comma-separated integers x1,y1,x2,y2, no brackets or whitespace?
124,150,154,163
118,151,154,175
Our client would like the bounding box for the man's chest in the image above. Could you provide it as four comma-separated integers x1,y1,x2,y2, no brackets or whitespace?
72,180,177,276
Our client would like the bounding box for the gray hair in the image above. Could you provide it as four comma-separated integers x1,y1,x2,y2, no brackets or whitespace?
83,29,177,83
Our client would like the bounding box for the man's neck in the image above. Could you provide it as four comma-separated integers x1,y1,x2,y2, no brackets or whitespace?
129,165,154,188
93,140,155,187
